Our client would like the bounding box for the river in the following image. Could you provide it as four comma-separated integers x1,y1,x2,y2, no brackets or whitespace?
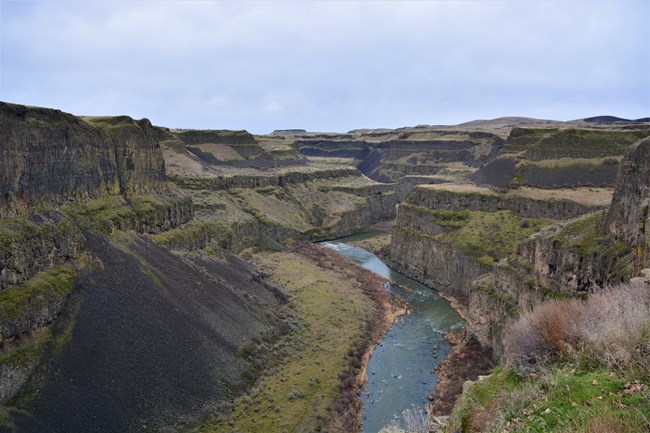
320,233,464,433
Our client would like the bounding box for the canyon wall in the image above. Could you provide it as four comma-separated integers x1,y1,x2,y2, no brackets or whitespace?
603,137,650,269
389,143,647,357
0,103,166,217
404,187,603,219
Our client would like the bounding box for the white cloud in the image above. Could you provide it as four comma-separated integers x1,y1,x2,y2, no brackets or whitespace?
1,0,648,133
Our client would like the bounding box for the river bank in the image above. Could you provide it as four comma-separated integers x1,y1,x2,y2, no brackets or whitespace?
320,238,465,432
195,242,405,433
333,231,493,427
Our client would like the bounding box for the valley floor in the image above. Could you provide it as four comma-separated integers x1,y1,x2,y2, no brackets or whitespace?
195,243,404,433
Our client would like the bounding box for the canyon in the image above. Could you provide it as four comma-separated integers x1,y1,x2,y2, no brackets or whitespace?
0,101,648,432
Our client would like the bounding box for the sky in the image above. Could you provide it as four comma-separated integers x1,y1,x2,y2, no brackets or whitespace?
1,1,649,134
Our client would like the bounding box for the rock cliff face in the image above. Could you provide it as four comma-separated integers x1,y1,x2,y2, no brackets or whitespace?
0,192,192,291
468,136,648,357
389,226,489,303
0,104,195,407
294,129,504,182
0,103,166,217
467,212,636,357
404,187,603,220
171,167,361,190
603,138,650,268
390,152,643,357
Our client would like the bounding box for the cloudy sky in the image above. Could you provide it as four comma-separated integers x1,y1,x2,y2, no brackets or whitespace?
1,1,648,133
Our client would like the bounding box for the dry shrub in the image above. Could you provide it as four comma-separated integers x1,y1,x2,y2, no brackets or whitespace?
504,282,650,372
503,299,584,371
580,282,650,368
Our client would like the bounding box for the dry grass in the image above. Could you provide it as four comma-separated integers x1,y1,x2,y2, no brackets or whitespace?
503,282,650,373
420,183,499,195
420,183,613,207
506,187,614,206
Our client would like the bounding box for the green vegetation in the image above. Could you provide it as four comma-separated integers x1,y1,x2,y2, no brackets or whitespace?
160,175,382,254
420,209,553,267
0,329,55,369
196,247,384,433
401,204,470,229
0,266,76,323
448,365,649,433
553,212,635,277
450,282,650,432
61,195,135,233
472,274,519,313
503,127,649,160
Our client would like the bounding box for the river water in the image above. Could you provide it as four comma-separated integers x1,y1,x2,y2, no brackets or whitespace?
320,233,464,433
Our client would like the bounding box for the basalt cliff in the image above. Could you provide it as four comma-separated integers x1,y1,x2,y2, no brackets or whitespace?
1,102,648,433
389,137,650,358
0,102,398,433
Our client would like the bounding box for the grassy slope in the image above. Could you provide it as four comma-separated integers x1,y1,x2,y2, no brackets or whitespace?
152,176,374,252
401,206,554,267
196,246,386,433
448,363,649,433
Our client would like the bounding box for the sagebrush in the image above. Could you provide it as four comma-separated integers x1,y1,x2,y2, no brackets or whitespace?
503,282,650,372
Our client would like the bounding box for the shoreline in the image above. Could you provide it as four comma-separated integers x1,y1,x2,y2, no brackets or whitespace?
283,242,409,433
357,291,408,389
428,330,493,416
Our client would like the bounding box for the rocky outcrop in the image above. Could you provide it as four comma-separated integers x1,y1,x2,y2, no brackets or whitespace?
0,210,83,289
330,183,396,221
471,158,518,190
405,186,603,220
395,176,448,202
471,157,619,190
390,152,640,357
603,137,650,268
0,103,166,217
467,211,636,357
389,225,489,303
171,167,360,190
297,139,369,158
0,192,192,290
518,216,634,294
295,129,504,182
521,162,619,189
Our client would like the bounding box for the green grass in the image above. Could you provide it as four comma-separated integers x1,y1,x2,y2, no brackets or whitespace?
195,250,379,433
433,210,553,267
401,204,470,229
503,127,649,160
61,196,134,233
0,266,76,324
448,365,650,433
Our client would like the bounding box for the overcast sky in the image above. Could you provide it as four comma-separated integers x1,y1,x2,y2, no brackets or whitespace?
1,1,648,133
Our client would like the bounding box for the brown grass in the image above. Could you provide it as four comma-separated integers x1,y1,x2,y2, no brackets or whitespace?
503,282,650,373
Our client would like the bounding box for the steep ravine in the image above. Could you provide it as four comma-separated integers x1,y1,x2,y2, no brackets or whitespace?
389,138,649,359
0,103,401,432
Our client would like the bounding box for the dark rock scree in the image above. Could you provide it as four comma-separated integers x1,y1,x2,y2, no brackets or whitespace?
9,233,280,433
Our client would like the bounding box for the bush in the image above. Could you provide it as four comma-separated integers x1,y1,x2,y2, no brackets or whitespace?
503,282,650,372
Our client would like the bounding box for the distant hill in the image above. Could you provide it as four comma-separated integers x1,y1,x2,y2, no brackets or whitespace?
457,117,554,127
581,115,650,123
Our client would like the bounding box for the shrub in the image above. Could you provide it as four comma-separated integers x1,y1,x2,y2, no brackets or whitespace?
503,282,650,372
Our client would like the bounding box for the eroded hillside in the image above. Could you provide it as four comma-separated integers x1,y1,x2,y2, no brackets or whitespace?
1,102,648,433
